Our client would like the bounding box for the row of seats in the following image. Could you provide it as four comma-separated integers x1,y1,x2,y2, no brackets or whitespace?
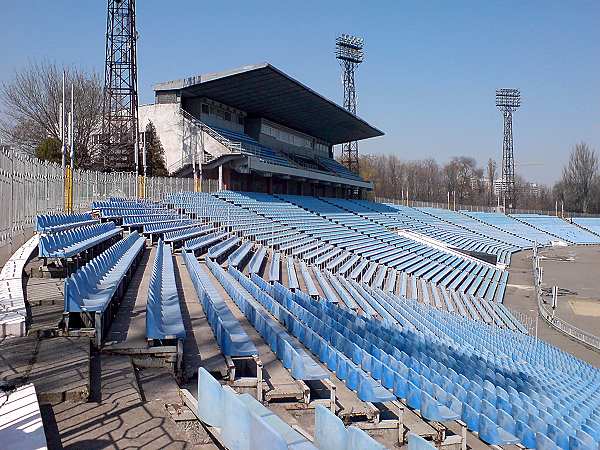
163,225,213,246
122,213,181,227
39,221,121,258
91,199,162,209
323,198,518,265
98,207,169,219
146,241,185,340
184,252,256,356
184,231,229,253
464,212,557,246
142,219,200,236
197,367,389,450
317,156,365,181
64,232,145,345
244,274,600,448
208,259,329,381
572,217,600,237
36,212,98,233
414,206,534,250
0,234,39,338
512,214,600,245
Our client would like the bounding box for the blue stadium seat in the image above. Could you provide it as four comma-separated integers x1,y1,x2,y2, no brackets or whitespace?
184,251,257,357
39,222,121,258
146,241,185,340
63,232,145,345
36,212,98,233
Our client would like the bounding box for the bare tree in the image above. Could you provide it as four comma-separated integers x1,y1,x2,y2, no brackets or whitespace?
0,60,103,168
560,142,598,213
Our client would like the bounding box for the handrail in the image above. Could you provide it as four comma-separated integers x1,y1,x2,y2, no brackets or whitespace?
531,244,600,351
180,108,242,154
168,109,245,173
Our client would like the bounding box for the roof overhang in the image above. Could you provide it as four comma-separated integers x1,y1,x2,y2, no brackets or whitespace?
154,63,384,145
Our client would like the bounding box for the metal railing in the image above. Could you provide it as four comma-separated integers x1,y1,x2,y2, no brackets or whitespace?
0,146,192,257
168,109,244,174
531,244,600,351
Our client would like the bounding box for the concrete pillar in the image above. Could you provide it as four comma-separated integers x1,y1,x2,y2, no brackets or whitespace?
218,165,223,191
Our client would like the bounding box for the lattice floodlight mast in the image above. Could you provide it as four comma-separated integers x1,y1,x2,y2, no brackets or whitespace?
496,88,521,209
102,0,139,172
336,34,364,174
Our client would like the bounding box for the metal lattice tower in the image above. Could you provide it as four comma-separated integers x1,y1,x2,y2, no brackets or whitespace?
102,0,139,171
496,89,521,209
336,34,364,174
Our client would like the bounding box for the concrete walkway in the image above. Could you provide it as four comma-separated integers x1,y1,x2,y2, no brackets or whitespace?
46,354,216,449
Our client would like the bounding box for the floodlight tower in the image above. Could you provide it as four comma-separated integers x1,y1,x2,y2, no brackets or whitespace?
496,88,521,209
336,34,364,174
102,0,140,173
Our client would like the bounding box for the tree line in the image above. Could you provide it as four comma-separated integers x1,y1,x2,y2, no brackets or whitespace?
358,143,600,214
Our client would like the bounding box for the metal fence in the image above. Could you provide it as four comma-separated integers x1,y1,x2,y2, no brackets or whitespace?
531,244,600,351
0,147,193,255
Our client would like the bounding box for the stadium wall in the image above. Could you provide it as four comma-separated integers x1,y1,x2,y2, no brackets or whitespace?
0,147,193,266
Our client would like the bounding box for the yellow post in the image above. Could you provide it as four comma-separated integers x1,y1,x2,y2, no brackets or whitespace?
64,166,73,213
194,174,201,193
138,175,145,199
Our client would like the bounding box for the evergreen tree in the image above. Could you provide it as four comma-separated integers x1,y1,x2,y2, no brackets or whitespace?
144,121,168,177
35,137,62,165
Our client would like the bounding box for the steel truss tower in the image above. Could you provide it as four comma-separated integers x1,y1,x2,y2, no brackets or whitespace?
102,0,139,171
336,34,364,174
496,88,521,209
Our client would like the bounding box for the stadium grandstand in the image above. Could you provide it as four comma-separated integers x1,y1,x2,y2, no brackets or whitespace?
138,63,383,198
3,150,600,448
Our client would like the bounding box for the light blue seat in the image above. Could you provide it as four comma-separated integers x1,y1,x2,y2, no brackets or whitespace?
571,430,596,450
408,433,436,450
536,432,561,450
480,399,497,422
478,414,519,445
497,409,516,435
461,403,479,432
547,423,570,449
407,381,422,410
515,420,536,448
467,391,481,412
421,391,460,422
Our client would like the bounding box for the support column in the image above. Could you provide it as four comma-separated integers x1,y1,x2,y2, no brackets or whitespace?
218,165,223,191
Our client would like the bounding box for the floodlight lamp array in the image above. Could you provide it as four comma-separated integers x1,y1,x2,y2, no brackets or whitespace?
336,34,364,64
496,88,521,111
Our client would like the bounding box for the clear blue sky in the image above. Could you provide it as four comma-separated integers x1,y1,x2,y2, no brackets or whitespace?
2,1,599,184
